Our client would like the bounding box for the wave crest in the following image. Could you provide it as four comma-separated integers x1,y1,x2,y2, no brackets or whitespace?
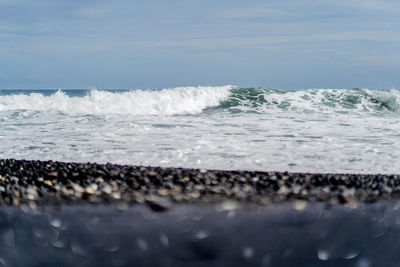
1,86,399,116
220,88,400,114
0,86,233,115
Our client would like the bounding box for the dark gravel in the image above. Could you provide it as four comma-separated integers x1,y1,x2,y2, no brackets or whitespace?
0,158,399,208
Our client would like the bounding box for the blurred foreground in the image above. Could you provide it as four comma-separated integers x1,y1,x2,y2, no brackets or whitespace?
0,202,398,267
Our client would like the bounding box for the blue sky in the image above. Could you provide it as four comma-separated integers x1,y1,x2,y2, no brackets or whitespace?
1,0,400,89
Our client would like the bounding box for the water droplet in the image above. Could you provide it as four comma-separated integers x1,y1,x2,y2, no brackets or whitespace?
51,240,66,249
356,258,371,267
227,210,236,218
317,249,329,261
343,251,359,260
261,254,271,266
159,233,169,247
243,247,254,259
293,200,307,211
2,229,15,247
195,230,209,240
137,239,148,251
218,201,239,211
20,204,31,214
50,218,62,228
33,229,45,238
32,229,49,247
0,257,7,267
104,241,120,252
71,241,87,256
86,217,100,231
112,257,126,266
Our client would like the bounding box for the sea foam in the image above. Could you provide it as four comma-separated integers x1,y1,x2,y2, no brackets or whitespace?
1,86,400,116
0,86,233,115
222,88,400,114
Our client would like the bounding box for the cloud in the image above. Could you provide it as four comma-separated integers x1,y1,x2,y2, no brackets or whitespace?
126,31,400,51
222,4,285,18
222,0,400,22
355,54,400,65
75,7,110,18
348,0,398,11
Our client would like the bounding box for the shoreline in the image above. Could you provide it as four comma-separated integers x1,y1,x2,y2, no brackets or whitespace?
0,158,399,208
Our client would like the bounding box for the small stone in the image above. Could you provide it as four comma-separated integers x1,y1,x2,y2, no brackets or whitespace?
85,184,98,195
112,192,121,200
85,187,94,195
12,198,20,206
157,188,169,196
71,183,84,193
43,180,53,186
277,185,290,194
102,184,112,194
47,172,58,177
28,201,37,209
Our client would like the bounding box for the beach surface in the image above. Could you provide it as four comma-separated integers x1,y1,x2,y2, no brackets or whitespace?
1,159,400,266
1,158,399,207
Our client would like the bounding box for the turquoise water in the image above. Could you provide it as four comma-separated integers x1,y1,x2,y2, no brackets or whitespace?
1,86,400,173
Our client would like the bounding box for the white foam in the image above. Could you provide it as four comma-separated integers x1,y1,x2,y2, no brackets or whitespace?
0,86,233,115
231,88,400,114
364,89,400,111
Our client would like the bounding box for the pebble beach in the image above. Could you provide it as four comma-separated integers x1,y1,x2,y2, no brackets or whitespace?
1,158,398,208
1,159,400,266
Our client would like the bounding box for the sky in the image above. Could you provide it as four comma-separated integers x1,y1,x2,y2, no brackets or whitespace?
1,0,400,89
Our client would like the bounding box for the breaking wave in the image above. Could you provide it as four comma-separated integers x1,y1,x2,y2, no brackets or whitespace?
0,86,400,115
219,87,400,114
0,86,233,115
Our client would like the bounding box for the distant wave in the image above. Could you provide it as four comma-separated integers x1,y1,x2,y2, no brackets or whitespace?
0,86,399,115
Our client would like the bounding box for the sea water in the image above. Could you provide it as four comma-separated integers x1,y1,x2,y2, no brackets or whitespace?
1,86,400,174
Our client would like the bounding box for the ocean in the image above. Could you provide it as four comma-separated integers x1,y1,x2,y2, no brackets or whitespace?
1,86,400,174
